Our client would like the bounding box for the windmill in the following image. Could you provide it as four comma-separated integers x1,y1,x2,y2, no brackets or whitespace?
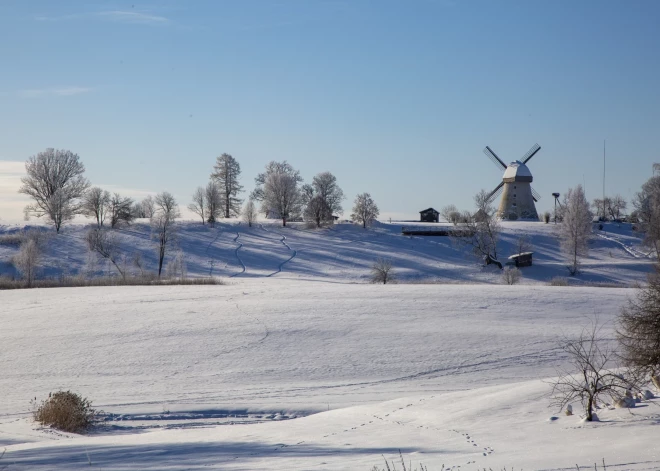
483,144,541,220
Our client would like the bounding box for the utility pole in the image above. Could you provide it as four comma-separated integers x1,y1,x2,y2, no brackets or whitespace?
603,139,606,220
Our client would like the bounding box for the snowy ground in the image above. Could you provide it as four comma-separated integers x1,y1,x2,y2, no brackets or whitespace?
0,219,655,285
2,281,660,470
1,220,658,469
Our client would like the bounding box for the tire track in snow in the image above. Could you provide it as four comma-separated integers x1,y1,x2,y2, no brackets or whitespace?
230,232,246,278
260,224,297,276
595,232,651,259
203,228,223,276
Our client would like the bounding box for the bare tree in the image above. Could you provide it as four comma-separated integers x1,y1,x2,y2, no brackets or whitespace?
19,148,90,232
514,234,532,255
607,195,627,221
205,181,223,226
139,196,156,219
371,258,394,284
12,239,41,287
351,193,380,228
560,185,593,275
592,197,610,221
550,322,636,421
261,171,303,227
502,266,522,285
302,172,344,227
211,153,243,218
251,161,303,202
242,199,257,227
618,265,660,381
81,187,111,228
86,228,126,279
452,190,501,266
151,192,181,277
188,187,207,225
440,204,460,225
108,193,134,228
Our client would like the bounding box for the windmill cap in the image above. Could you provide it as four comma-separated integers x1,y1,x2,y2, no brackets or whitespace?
503,160,533,182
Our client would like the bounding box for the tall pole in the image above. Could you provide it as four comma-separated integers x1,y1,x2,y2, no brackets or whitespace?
603,139,606,219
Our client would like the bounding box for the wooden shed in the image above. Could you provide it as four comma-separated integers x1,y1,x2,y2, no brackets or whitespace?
507,252,534,267
419,208,439,223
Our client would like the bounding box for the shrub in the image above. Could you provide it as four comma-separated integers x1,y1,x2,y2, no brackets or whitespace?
549,276,569,286
33,390,97,433
543,211,551,223
371,258,394,284
502,266,522,285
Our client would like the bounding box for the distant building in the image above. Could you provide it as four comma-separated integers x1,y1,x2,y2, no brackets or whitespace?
419,208,439,223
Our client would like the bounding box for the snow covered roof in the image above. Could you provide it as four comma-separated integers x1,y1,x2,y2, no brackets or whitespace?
503,160,533,182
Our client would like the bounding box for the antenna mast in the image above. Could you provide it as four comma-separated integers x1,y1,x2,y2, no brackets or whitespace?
603,139,606,218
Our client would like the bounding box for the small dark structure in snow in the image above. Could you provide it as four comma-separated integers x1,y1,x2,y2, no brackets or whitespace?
402,226,451,236
484,254,502,269
508,252,534,267
419,208,439,223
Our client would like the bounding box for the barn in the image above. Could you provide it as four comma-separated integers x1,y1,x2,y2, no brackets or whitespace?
419,208,439,223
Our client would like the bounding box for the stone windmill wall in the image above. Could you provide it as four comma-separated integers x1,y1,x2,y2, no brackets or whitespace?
496,161,539,220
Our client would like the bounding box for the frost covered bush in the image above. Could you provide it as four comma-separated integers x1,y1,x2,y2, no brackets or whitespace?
543,211,551,223
549,277,569,286
502,266,522,285
33,390,97,433
371,258,394,284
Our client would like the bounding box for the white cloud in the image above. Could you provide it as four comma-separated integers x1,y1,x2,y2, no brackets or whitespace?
35,10,169,25
96,11,169,25
18,87,92,98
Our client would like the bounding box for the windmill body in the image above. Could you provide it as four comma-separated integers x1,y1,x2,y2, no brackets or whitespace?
497,160,538,220
482,144,542,221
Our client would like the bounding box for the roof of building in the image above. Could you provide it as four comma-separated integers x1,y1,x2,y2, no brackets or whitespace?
503,161,533,181
419,207,439,213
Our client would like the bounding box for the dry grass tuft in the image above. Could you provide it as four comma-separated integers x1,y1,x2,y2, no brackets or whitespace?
33,390,97,433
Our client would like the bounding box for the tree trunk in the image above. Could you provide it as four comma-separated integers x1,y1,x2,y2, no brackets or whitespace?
586,395,594,421
363,219,366,229
158,246,165,277
282,218,286,227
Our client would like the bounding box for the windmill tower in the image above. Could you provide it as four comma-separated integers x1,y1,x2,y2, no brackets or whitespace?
483,144,542,220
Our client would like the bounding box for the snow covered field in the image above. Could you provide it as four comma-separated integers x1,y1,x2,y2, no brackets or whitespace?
0,219,655,285
1,220,659,469
1,281,659,470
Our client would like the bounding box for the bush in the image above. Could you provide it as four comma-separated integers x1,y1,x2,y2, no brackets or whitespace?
502,266,522,285
549,276,569,286
543,211,551,223
371,258,394,284
33,390,97,433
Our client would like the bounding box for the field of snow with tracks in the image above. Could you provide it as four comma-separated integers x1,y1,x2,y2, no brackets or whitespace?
1,220,659,470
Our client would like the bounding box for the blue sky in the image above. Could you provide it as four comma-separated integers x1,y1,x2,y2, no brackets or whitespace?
1,0,659,220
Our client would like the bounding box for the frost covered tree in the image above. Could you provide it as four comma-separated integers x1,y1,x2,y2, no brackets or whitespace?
351,193,379,228
188,187,207,225
81,187,111,228
205,181,223,226
139,196,156,219
633,176,660,258
452,190,501,265
211,153,243,218
607,195,627,220
251,161,303,202
12,239,41,287
108,193,134,228
440,204,460,225
242,199,257,227
551,322,636,422
19,148,90,232
262,172,303,227
371,258,394,284
618,265,660,381
151,192,180,277
86,228,126,279
302,172,344,227
560,185,593,275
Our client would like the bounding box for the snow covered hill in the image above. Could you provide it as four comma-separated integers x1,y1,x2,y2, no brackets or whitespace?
1,282,659,470
0,219,655,285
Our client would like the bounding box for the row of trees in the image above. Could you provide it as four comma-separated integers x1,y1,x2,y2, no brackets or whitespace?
18,149,382,233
